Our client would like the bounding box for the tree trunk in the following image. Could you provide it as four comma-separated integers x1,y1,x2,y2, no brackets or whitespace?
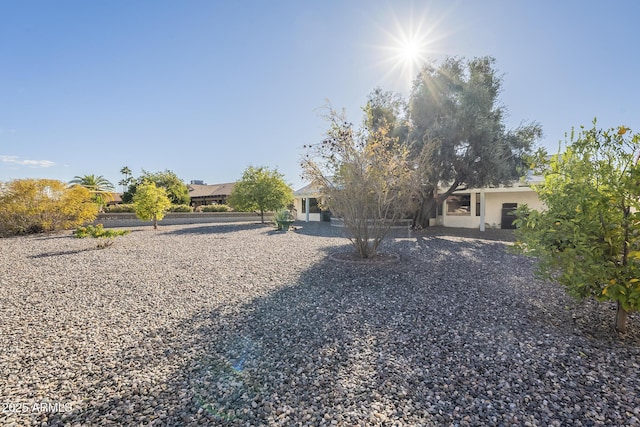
153,215,158,230
615,302,628,334
260,209,264,224
412,181,460,229
413,196,438,229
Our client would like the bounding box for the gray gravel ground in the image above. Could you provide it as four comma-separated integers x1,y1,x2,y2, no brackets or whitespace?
1,221,639,426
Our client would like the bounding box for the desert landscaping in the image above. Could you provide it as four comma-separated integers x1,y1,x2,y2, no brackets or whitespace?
1,222,639,426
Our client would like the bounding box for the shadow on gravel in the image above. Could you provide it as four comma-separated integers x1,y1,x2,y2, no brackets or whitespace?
159,223,271,236
291,221,349,238
44,234,640,426
28,248,97,258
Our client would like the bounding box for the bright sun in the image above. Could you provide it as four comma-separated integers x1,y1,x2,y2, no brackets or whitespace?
399,39,423,64
379,33,431,89
375,9,447,90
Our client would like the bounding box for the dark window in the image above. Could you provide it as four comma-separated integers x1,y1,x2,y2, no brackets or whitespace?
476,192,481,216
302,198,321,214
447,194,471,216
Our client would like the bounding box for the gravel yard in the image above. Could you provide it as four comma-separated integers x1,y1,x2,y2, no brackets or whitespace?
1,222,639,426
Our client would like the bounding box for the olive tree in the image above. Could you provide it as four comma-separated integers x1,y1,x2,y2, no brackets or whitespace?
514,123,640,333
133,182,172,229
301,108,414,259
408,57,542,227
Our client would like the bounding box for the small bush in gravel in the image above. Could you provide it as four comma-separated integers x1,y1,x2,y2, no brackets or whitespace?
74,224,130,248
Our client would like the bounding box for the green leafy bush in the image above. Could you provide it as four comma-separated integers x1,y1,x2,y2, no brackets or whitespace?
513,123,640,333
74,224,130,238
73,224,130,249
198,204,230,212
105,204,136,213
168,204,193,212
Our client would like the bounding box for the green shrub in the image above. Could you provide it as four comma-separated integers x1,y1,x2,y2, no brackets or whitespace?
168,204,193,212
274,209,294,222
198,204,230,212
74,224,130,239
105,204,136,213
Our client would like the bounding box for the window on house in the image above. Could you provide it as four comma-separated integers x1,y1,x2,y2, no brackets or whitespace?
476,192,481,216
447,194,471,215
302,198,321,214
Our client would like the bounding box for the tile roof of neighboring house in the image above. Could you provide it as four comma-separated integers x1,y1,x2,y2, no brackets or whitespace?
188,182,236,198
106,192,123,204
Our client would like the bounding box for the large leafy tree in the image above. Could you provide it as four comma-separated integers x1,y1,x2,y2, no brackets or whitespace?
408,56,542,227
364,87,410,143
302,108,414,258
133,182,172,229
69,174,115,211
514,123,640,334
228,166,293,224
122,169,189,205
0,179,98,236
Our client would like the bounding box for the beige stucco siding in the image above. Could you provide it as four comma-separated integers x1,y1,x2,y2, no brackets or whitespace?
441,188,544,229
293,198,304,219
293,197,322,221
483,190,543,228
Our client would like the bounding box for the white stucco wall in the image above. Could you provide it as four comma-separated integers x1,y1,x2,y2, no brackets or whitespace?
441,188,544,229
293,198,304,219
483,191,543,228
293,197,322,222
442,192,479,229
297,212,321,221
294,186,545,228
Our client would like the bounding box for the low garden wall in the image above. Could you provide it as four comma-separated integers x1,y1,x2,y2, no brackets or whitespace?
93,212,275,228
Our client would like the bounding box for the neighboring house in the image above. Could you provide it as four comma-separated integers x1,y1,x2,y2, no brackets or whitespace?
187,182,236,207
106,192,123,206
293,183,327,222
293,176,545,230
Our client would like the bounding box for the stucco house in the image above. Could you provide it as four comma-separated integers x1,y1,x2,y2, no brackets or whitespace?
432,177,545,230
293,176,545,230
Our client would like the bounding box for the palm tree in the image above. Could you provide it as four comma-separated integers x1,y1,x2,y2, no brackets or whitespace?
119,166,133,193
69,174,115,211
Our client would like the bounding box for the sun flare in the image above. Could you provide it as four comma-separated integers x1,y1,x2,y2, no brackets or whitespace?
397,38,426,67
400,40,422,63
374,8,449,90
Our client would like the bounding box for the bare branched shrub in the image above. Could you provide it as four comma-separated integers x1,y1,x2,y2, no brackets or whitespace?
301,108,414,258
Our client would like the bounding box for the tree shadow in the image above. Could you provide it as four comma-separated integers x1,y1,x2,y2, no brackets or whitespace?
28,248,96,258
159,223,271,236
41,235,640,426
290,221,349,238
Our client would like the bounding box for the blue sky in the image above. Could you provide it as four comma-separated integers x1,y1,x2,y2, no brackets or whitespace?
1,1,638,191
